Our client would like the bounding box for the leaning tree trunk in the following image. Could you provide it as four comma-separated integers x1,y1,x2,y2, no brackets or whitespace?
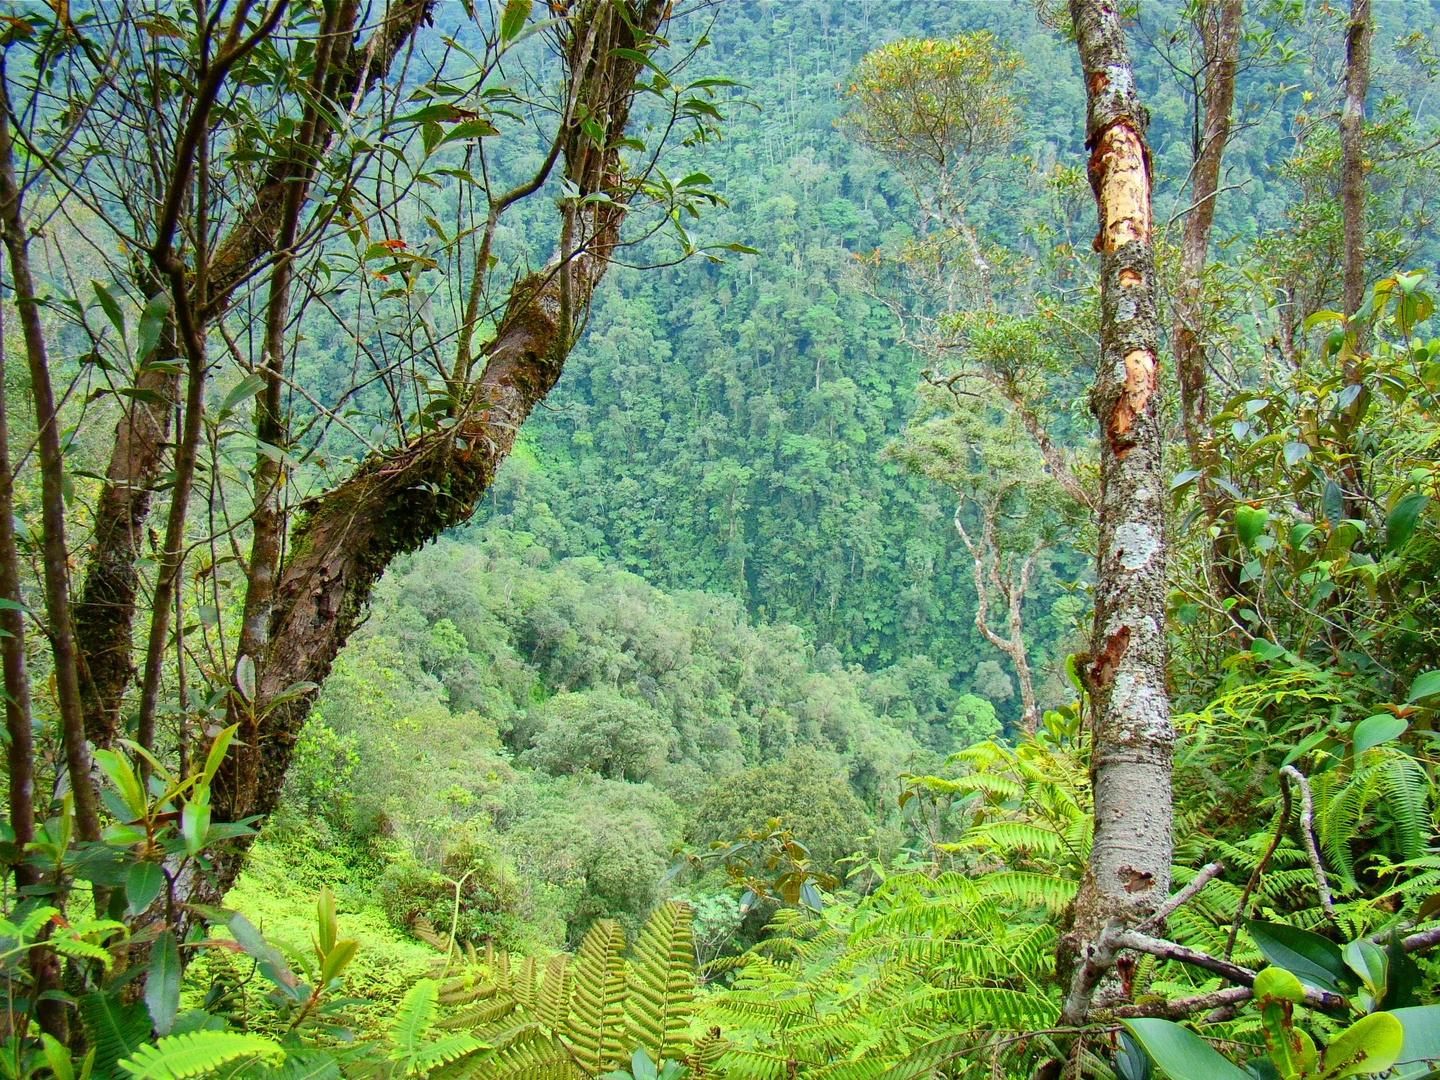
1174,0,1241,460
207,0,669,896
1060,0,1173,1025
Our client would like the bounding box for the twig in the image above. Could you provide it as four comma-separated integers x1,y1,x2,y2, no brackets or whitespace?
1137,861,1225,933
1109,930,1257,985
1279,765,1335,921
1225,784,1291,960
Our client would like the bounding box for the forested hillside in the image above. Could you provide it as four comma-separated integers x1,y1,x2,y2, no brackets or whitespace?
1,2,1439,1080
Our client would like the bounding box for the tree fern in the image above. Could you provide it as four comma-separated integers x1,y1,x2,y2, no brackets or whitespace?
117,1033,284,1080
392,980,441,1054
625,902,696,1064
536,956,571,1033
566,920,627,1076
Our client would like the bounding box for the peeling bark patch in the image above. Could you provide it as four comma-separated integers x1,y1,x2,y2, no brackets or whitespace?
1118,267,1141,287
1118,865,1155,893
1089,123,1151,251
1088,625,1131,689
1106,348,1155,456
1113,521,1159,571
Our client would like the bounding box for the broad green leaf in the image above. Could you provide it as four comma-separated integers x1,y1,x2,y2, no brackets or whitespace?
42,1034,75,1080
135,292,172,363
94,750,147,820
317,888,337,955
1254,966,1305,1003
219,374,267,416
201,724,238,786
1391,1007,1440,1078
145,929,181,1036
1236,505,1269,549
1122,1019,1252,1080
319,939,358,985
499,0,530,41
126,860,164,917
1407,670,1440,703
1352,714,1407,756
1284,441,1311,466
1319,1011,1403,1080
1386,493,1430,552
1246,920,1356,995
1323,480,1345,528
91,281,127,343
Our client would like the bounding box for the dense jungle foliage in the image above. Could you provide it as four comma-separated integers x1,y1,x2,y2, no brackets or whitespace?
1,1,1439,1080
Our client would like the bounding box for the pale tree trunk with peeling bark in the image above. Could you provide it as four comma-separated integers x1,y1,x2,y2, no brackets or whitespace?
952,497,1043,732
1060,0,1174,1025
1174,0,1242,460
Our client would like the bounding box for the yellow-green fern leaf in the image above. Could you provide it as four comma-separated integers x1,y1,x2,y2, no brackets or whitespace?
566,919,627,1075
625,902,696,1062
537,955,571,1032
117,1033,284,1080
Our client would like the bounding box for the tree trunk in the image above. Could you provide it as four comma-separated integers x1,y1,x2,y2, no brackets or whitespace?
1174,0,1242,459
1061,0,1173,1024
1339,0,1370,326
0,107,103,848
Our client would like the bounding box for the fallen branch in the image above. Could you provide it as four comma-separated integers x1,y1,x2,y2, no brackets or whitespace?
1280,765,1335,920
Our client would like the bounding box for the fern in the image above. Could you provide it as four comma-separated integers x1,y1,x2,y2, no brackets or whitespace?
117,1033,284,1080
80,992,154,1076
392,979,441,1054
624,902,696,1064
566,920,627,1076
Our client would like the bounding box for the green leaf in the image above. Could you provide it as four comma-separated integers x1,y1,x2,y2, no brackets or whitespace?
135,292,172,364
1407,671,1440,703
274,1051,340,1080
94,750,147,820
91,281,127,343
201,724,237,786
317,888,337,956
145,929,181,1036
1386,493,1430,552
1236,505,1269,548
117,1033,284,1080
1391,1007,1440,1078
42,1034,75,1080
319,939,357,985
1284,441,1311,466
78,991,151,1076
1122,1019,1252,1080
219,375,267,417
1352,714,1408,756
499,0,530,41
389,979,438,1055
1324,480,1345,528
1318,1011,1403,1080
126,861,164,917
1246,920,1356,995
1253,966,1305,1003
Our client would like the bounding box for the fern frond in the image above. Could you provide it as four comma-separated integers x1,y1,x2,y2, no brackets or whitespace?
392,979,440,1052
625,902,696,1063
566,919,627,1076
974,871,1077,913
79,991,152,1076
117,1033,284,1080
537,955,571,1032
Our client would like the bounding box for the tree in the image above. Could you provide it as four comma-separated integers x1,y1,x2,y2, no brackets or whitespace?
1060,0,1173,1025
1172,0,1243,459
893,380,1083,731
523,689,672,782
0,0,725,938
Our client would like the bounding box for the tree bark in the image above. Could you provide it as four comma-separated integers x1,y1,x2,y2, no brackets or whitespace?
1061,0,1173,1025
207,0,670,893
0,102,104,848
1339,0,1370,325
1174,0,1242,459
